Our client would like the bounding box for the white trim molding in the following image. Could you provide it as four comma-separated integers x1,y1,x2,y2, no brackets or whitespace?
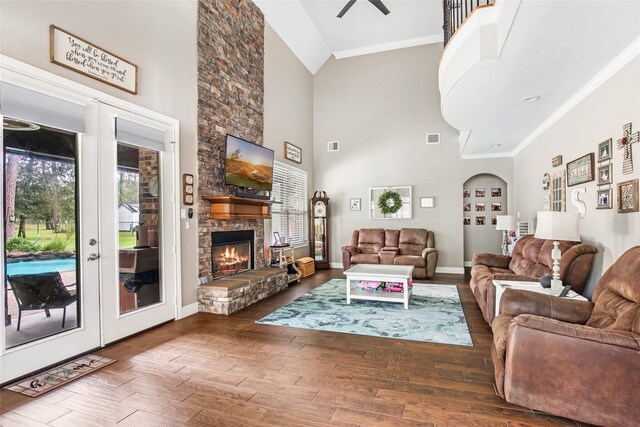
329,262,344,269
435,266,465,274
334,35,444,60
179,303,199,319
512,35,640,156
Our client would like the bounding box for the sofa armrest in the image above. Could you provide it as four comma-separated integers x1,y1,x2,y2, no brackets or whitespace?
559,243,597,294
501,288,594,324
342,245,360,256
503,316,640,426
472,252,511,269
421,247,438,258
512,314,640,350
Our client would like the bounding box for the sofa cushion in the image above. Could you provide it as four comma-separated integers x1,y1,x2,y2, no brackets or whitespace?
398,228,428,256
394,255,425,268
351,253,380,264
356,228,385,254
385,230,400,248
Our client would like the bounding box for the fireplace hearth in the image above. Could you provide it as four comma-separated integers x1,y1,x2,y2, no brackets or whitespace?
211,230,254,279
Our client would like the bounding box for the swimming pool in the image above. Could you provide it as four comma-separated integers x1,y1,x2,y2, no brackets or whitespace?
5,258,77,276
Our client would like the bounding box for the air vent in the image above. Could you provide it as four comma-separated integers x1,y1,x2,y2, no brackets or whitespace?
426,133,440,145
328,141,339,152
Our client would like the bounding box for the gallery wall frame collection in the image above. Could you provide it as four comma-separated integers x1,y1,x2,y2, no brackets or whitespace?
463,186,503,225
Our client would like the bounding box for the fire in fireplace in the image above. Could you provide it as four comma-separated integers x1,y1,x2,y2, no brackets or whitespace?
211,230,255,279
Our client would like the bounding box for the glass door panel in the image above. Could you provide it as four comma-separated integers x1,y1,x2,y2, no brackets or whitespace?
117,143,161,314
3,121,80,348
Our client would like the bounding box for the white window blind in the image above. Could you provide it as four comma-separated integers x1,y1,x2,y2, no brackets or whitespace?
272,161,308,246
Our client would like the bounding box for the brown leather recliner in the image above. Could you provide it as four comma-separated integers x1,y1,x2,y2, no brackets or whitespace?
342,228,438,279
491,246,640,426
471,234,597,325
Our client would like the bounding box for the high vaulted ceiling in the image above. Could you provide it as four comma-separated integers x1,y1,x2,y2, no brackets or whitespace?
253,0,444,73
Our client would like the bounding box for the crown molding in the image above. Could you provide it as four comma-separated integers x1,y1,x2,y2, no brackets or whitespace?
512,35,640,156
333,34,443,60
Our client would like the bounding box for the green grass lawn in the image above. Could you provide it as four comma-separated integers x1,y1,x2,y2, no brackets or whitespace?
17,223,137,251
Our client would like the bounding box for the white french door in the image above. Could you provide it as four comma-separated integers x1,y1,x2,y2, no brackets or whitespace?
1,58,179,383
98,105,177,344
0,79,102,383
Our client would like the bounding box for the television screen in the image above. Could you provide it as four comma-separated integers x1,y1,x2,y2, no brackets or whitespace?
224,134,274,191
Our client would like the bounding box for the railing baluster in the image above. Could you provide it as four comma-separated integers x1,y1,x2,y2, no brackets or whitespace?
443,0,495,47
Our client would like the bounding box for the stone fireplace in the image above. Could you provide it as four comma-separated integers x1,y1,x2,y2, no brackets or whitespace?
196,0,265,286
211,230,254,279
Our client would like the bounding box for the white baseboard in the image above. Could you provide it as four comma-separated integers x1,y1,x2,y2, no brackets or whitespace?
464,261,472,267
179,302,198,319
332,263,464,274
435,266,465,274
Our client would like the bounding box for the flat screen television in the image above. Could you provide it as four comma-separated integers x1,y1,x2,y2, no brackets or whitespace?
224,134,274,191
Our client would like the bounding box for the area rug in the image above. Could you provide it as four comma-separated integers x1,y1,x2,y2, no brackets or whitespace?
4,354,116,397
256,279,472,346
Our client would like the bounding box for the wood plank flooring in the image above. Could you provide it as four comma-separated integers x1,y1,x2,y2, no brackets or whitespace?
1,270,588,426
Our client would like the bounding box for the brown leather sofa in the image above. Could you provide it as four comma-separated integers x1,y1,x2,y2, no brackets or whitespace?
471,234,597,325
491,246,640,426
342,228,438,279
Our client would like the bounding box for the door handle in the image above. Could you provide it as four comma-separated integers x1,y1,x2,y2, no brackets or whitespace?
87,253,101,261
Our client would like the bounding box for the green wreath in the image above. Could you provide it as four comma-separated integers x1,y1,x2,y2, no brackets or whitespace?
378,191,403,214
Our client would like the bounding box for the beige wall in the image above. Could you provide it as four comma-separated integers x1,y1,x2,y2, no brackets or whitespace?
514,55,640,297
0,0,200,306
313,45,514,271
263,24,314,256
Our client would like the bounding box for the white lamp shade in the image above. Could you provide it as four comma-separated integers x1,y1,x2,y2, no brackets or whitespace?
495,215,516,231
534,211,580,241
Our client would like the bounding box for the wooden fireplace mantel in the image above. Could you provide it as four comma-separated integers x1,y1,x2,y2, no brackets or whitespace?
203,196,273,219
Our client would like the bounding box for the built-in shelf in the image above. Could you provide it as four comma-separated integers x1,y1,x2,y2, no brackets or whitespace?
202,196,273,219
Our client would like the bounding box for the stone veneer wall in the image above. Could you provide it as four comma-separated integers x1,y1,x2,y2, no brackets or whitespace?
197,0,265,285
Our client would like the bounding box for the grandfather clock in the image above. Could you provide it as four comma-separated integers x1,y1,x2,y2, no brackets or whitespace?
310,191,330,269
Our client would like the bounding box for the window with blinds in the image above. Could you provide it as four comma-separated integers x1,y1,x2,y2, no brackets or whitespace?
271,161,308,246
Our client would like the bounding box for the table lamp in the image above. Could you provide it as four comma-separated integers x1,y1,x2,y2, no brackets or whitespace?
534,211,580,292
495,215,516,255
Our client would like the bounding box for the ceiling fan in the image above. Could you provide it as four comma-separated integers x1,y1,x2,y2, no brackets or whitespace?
337,0,391,18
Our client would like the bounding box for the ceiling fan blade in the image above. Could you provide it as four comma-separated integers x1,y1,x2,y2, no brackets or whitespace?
337,0,357,18
368,0,390,15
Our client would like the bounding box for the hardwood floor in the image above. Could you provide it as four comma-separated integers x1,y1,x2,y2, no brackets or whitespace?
1,270,586,426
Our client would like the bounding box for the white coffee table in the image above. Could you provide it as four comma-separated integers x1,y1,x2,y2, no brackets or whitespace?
344,264,414,309
493,280,588,317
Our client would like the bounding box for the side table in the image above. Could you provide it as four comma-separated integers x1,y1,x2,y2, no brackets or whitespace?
493,280,588,317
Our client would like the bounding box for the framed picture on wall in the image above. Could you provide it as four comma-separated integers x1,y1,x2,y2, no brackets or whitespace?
566,153,595,186
597,164,612,185
463,217,471,225
491,187,501,197
597,188,612,209
463,203,471,211
476,216,486,225
284,141,302,164
350,198,361,211
598,138,612,162
475,202,485,212
617,179,639,213
463,189,471,198
491,202,501,211
491,216,497,225
475,188,485,197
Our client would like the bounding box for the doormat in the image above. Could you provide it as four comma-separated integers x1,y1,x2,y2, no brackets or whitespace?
4,354,116,397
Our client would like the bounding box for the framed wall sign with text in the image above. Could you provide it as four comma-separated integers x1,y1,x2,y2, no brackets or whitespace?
284,141,302,164
50,25,138,94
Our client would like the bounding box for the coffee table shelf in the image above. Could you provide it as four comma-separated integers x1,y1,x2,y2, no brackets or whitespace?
344,264,414,309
